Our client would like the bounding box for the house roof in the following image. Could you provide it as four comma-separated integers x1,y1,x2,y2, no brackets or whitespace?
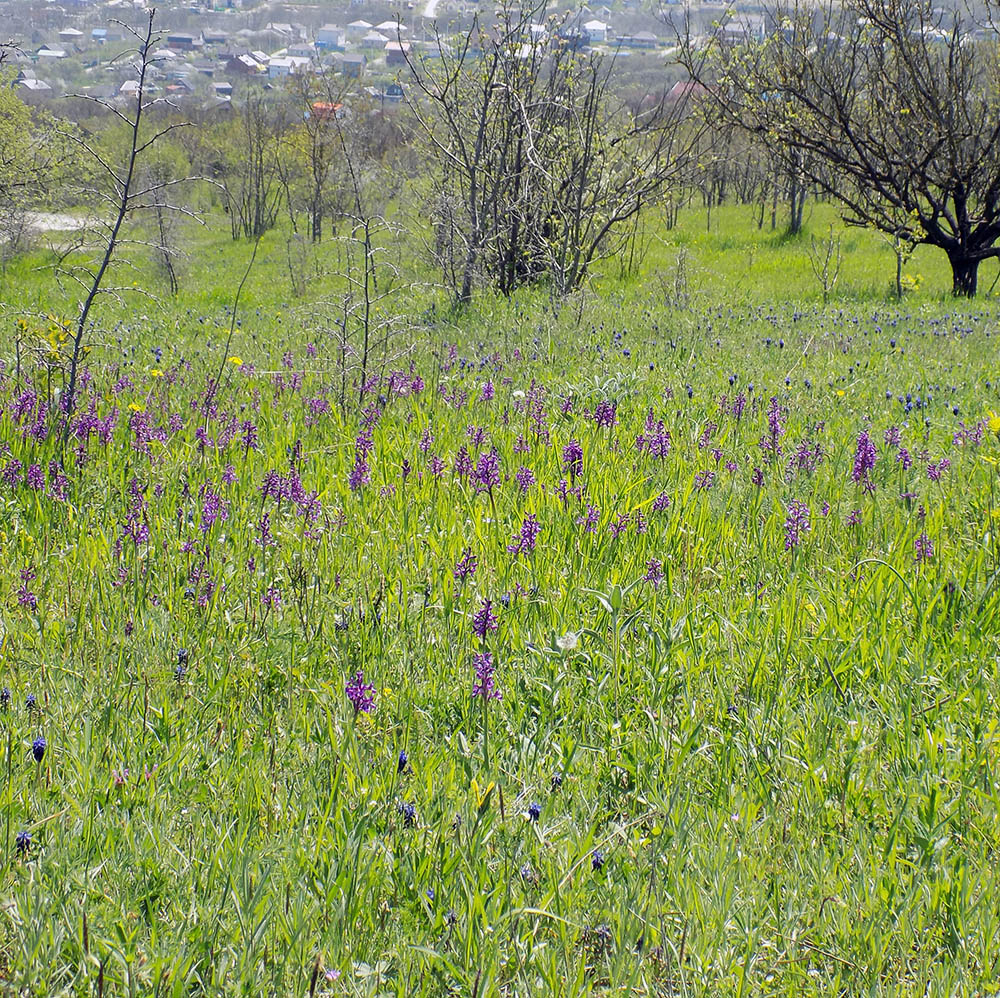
232,53,264,70
666,80,708,101
376,20,407,31
348,20,372,28
18,78,52,90
37,46,68,57
340,52,366,63
385,40,411,52
583,19,608,30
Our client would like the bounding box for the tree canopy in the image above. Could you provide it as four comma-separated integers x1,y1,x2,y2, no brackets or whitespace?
681,0,1000,295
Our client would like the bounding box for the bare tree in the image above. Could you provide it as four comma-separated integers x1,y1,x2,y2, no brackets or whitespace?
680,0,1000,296
62,9,199,416
282,72,354,242
223,90,288,240
405,2,705,301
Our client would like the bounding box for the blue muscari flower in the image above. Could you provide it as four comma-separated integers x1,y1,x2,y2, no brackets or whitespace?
591,849,605,871
15,830,31,854
32,737,46,763
0,688,10,709
527,801,541,822
397,749,408,774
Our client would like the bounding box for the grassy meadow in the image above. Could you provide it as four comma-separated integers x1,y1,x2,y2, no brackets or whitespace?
1,204,1000,995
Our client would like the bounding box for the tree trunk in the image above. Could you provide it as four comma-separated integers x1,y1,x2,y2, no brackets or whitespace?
949,253,979,297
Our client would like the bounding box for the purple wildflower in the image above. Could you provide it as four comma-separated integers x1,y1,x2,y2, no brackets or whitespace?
507,514,541,556
472,599,498,639
17,568,37,610
851,431,878,491
453,446,474,480
345,670,375,715
593,400,617,428
576,504,600,533
454,548,477,583
644,559,665,587
784,499,811,551
472,651,501,700
914,532,934,562
514,466,535,493
652,491,671,512
562,439,583,480
759,397,786,461
474,450,501,495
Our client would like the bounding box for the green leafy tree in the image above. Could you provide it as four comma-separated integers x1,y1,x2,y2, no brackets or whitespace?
681,0,1000,296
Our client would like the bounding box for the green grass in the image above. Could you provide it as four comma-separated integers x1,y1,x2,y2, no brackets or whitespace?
0,205,999,995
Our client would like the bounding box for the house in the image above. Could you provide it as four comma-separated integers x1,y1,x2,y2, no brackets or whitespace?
310,100,344,120
339,52,366,77
376,19,407,35
720,14,766,44
165,33,204,51
620,30,657,48
202,95,233,113
418,39,452,58
165,81,195,99
58,28,85,45
36,45,69,59
16,78,53,103
666,80,708,103
583,19,609,43
316,25,345,50
226,53,265,75
91,28,108,42
288,41,316,58
361,30,387,48
384,40,411,65
556,27,587,50
346,19,372,40
203,30,229,46
268,55,311,77
214,80,233,96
